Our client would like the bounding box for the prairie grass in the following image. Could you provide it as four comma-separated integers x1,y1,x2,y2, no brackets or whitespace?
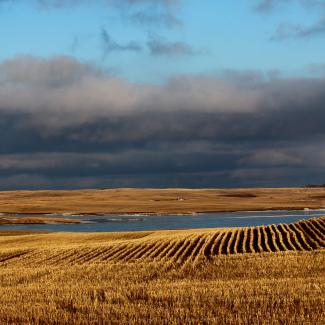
1,187,325,214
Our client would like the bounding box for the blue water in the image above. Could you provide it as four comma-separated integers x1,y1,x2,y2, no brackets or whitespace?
0,209,323,232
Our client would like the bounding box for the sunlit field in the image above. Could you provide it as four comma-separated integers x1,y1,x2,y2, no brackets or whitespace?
0,217,324,324
1,188,325,214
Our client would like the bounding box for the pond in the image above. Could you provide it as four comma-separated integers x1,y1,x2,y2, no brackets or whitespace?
0,209,324,232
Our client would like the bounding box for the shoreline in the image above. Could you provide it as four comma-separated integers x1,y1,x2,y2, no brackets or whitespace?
1,207,324,218
0,216,82,225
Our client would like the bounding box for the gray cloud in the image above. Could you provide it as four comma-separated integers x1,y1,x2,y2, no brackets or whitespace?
1,55,325,188
256,0,325,11
255,0,281,11
1,0,182,29
100,29,142,57
271,16,325,40
3,1,179,8
307,63,325,75
130,11,182,29
255,0,325,40
147,37,196,57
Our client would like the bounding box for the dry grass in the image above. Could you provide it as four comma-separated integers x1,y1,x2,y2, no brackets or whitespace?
0,217,324,324
0,216,81,225
0,187,325,214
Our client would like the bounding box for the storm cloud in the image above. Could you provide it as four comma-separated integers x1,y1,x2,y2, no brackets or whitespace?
1,55,325,188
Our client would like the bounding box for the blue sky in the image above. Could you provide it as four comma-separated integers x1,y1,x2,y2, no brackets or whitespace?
1,0,324,82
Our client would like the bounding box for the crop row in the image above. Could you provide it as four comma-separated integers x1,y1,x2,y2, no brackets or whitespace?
1,217,324,267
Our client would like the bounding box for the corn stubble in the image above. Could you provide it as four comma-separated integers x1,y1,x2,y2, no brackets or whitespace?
0,217,324,324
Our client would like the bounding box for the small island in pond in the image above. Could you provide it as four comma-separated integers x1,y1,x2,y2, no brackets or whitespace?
0,216,82,225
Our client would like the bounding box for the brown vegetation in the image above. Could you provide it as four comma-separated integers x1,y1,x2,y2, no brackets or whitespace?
0,216,81,225
0,217,324,324
0,187,325,214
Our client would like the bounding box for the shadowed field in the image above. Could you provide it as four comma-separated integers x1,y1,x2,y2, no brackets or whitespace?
1,187,325,214
0,217,324,324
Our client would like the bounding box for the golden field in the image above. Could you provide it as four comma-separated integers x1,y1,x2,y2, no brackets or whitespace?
0,216,324,324
1,187,325,214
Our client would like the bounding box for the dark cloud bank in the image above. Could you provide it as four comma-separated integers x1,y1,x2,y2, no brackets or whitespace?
1,55,325,189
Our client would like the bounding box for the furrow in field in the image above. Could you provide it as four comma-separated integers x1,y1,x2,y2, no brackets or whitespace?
82,246,112,264
74,247,109,264
46,249,80,266
102,244,130,262
65,248,96,265
317,218,325,230
3,249,36,267
264,226,279,252
314,219,325,232
163,240,187,260
114,243,144,262
153,240,178,260
219,231,232,255
191,235,209,263
139,241,165,260
177,235,202,264
298,222,324,248
203,232,219,258
91,246,117,263
227,230,238,255
235,229,245,254
27,249,64,265
127,241,156,261
255,227,263,253
172,235,197,263
295,223,319,249
63,247,96,265
247,228,256,253
14,249,54,267
275,224,291,250
281,224,301,251
119,240,157,262
211,232,225,255
108,244,138,262
260,227,271,252
287,224,311,251
156,240,179,260
270,225,286,251
0,250,31,264
307,220,325,241
241,228,249,253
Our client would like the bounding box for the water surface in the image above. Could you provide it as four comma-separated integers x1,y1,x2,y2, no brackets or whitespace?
0,209,323,232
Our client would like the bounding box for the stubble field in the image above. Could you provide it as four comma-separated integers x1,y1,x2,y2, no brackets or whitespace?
0,216,324,324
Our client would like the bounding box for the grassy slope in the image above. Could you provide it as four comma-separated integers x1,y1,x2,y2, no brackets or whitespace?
0,217,324,324
1,187,325,214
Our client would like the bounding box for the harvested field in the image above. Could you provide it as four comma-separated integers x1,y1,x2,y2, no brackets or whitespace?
1,217,323,267
0,217,324,324
1,187,325,214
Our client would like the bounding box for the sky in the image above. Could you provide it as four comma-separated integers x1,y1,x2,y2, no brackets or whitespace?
1,0,325,189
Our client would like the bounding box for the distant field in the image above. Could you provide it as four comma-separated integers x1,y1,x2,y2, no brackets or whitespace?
0,217,324,324
1,187,325,214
